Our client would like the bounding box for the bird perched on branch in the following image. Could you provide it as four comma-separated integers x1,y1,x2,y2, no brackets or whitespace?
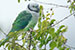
0,3,40,46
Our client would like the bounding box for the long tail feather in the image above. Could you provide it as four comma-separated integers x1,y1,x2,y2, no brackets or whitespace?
0,36,10,47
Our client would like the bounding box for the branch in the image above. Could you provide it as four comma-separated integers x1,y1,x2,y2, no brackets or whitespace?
33,0,69,8
33,12,75,40
65,44,75,49
51,12,75,27
8,41,26,50
16,36,29,41
3,46,6,50
29,31,32,50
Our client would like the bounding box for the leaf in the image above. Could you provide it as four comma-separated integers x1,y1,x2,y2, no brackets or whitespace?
42,14,45,19
57,42,63,48
59,46,66,50
46,36,51,44
40,39,45,44
39,10,42,16
18,0,20,3
49,28,55,34
52,12,54,15
8,45,10,50
39,43,43,48
46,17,50,20
61,27,67,32
66,48,70,50
59,25,65,29
46,13,50,17
49,41,57,49
22,39,26,46
49,49,53,50
22,33,26,39
50,19,56,25
40,5,43,10
32,48,36,50
42,49,45,50
32,31,35,36
5,43,9,48
59,47,64,50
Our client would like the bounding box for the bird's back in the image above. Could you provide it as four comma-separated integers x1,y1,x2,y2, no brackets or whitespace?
10,10,32,32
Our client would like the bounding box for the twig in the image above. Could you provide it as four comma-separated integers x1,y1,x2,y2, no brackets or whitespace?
33,0,69,8
8,41,26,50
65,44,75,49
16,36,29,41
45,44,46,50
3,46,6,50
29,31,32,50
51,12,75,27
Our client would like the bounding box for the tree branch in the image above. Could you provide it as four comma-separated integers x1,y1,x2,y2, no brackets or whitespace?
16,36,29,41
33,0,69,8
29,31,32,50
8,41,26,50
65,44,75,49
51,12,75,27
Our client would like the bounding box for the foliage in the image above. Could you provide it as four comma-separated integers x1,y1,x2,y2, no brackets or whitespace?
67,0,75,13
0,0,75,50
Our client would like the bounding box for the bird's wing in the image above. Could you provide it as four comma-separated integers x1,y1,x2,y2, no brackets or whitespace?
10,10,32,32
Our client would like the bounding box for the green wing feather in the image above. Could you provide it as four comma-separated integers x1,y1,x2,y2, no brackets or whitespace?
10,10,32,32
0,10,32,46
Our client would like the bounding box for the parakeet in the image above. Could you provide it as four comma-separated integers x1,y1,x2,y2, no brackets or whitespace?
0,3,40,46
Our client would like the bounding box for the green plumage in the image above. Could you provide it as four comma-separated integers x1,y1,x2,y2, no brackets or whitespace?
0,10,38,46
10,10,32,32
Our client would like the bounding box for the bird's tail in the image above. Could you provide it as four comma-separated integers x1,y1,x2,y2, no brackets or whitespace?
0,36,10,47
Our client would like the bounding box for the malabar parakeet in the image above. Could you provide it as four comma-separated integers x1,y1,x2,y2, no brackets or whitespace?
0,3,40,46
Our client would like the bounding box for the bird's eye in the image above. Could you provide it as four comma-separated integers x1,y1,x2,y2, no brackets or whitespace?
32,6,35,8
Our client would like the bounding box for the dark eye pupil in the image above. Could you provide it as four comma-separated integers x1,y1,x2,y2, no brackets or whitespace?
33,6,35,7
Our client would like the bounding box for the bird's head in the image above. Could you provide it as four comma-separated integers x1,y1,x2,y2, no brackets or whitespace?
27,3,40,13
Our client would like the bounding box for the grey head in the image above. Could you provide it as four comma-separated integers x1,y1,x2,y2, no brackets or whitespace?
27,3,40,13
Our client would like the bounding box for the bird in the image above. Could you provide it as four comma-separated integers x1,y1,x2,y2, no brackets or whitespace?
0,3,40,46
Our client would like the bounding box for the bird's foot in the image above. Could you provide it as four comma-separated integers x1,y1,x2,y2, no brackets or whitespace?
29,28,33,32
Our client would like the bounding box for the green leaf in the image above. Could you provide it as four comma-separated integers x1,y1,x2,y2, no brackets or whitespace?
42,49,45,50
8,45,10,50
66,48,70,50
18,0,20,3
49,49,53,50
32,31,35,36
61,27,67,32
49,41,57,49
42,14,45,19
5,43,9,48
40,5,43,10
57,42,63,48
46,36,51,44
49,28,55,34
39,10,42,16
46,13,50,16
46,17,50,20
50,19,56,25
59,25,65,29
32,48,36,50
40,39,45,44
39,43,43,48
52,12,54,15
22,33,26,39
22,39,26,46
59,46,66,50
